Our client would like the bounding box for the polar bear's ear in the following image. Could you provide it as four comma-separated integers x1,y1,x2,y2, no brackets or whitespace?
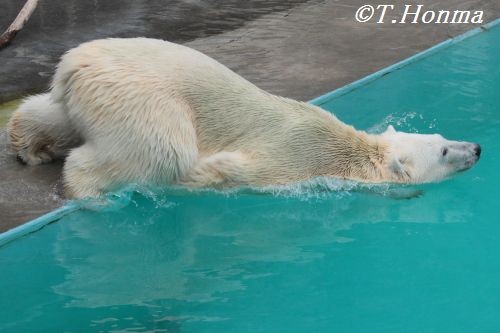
385,125,396,134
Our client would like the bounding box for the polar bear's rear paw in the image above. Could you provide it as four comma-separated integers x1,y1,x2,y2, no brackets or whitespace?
16,149,54,166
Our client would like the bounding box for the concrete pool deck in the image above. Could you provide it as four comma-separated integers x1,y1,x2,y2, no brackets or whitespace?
0,0,498,231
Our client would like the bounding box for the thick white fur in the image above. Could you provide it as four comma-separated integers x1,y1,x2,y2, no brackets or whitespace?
7,94,80,165
7,38,480,198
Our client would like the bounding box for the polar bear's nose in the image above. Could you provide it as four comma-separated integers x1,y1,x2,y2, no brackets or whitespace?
474,144,481,158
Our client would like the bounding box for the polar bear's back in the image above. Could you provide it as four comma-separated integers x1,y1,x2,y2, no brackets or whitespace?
52,38,238,107
53,38,315,154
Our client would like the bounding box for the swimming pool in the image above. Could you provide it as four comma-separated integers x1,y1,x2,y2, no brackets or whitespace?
1,20,499,332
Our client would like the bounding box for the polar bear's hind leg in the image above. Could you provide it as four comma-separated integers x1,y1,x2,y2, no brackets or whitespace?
63,144,118,199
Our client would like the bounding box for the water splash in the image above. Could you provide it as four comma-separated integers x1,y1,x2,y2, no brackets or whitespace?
370,111,438,134
69,177,421,213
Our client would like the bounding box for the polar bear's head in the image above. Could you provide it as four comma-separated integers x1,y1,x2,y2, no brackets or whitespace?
382,125,481,183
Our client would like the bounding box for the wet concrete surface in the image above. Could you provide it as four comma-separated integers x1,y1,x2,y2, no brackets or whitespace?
0,128,64,231
0,0,310,103
0,0,498,231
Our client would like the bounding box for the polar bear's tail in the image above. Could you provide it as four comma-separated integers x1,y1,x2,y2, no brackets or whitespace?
7,93,81,165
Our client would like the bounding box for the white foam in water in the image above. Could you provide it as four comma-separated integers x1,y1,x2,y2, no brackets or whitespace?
75,186,136,212
370,111,437,134
249,177,371,199
249,177,423,200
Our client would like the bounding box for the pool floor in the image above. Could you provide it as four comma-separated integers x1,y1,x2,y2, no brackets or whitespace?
1,22,499,333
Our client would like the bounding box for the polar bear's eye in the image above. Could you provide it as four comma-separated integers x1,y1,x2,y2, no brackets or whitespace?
442,148,448,156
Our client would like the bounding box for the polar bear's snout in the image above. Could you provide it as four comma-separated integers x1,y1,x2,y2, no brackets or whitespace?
465,142,481,170
447,142,481,172
474,144,482,158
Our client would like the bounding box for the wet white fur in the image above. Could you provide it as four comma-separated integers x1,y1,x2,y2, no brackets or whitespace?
381,125,479,184
7,38,479,198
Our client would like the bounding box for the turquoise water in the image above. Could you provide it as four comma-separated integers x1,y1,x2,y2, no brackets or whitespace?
1,25,499,332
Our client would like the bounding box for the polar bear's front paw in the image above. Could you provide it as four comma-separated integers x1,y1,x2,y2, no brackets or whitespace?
386,187,423,200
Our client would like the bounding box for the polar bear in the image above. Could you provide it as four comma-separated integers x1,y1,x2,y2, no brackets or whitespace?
7,38,481,199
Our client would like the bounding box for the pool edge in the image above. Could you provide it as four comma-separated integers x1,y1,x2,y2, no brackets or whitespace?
1,17,498,247
309,17,500,106
0,203,79,247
